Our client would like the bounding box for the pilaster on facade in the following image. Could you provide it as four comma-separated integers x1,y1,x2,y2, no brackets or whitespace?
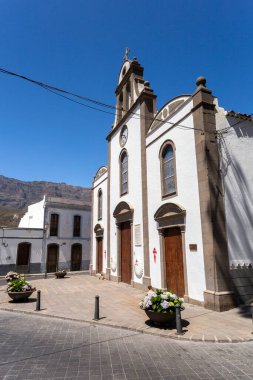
192,77,235,311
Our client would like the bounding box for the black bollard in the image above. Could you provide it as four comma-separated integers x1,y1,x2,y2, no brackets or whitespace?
36,290,41,311
175,304,183,335
93,295,99,320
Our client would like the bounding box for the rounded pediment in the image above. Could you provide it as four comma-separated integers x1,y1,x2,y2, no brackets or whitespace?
149,95,190,133
113,201,134,222
94,166,107,181
94,223,104,237
154,203,186,220
118,60,131,85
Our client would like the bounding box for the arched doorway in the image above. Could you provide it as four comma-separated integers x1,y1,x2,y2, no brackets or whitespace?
16,242,31,273
154,203,187,297
94,224,104,274
71,244,82,271
113,201,133,284
47,244,59,273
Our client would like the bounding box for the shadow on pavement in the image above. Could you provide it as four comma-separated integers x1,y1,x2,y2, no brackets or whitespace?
145,318,189,331
237,305,252,319
9,297,37,304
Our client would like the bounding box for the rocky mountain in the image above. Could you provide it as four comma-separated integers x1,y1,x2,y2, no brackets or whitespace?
0,175,91,227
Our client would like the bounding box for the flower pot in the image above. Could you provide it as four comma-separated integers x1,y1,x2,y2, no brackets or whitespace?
7,290,35,302
55,271,67,278
144,309,176,325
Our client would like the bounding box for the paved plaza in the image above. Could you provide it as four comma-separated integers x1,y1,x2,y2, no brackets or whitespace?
0,311,253,380
0,274,252,343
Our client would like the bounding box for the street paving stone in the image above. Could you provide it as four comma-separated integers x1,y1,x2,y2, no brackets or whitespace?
0,274,252,343
0,311,253,380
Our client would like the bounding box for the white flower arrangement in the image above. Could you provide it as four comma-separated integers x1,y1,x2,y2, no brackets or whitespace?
5,272,35,293
139,288,183,314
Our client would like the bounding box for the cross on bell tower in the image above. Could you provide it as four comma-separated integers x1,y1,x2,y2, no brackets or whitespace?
123,47,130,61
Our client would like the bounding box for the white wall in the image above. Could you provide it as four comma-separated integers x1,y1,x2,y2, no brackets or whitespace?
109,106,144,283
45,205,91,267
146,99,206,301
0,228,43,268
1,198,91,274
216,108,253,266
45,207,90,240
19,197,45,228
92,170,108,273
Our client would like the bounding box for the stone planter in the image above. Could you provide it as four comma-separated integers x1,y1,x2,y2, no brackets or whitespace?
144,309,176,325
7,290,35,302
55,271,67,278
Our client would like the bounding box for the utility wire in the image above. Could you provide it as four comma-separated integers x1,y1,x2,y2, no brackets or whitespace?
0,66,204,133
0,67,116,110
43,86,117,116
1,66,251,135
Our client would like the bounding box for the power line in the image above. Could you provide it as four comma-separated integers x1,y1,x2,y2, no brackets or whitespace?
43,86,117,116
0,66,205,133
1,66,251,135
0,67,116,110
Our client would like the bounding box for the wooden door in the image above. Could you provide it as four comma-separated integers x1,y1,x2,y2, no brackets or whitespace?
97,238,103,273
121,221,132,284
16,243,30,273
164,227,185,297
71,244,82,271
47,244,58,273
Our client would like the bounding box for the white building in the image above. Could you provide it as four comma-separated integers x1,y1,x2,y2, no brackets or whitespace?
0,196,91,275
91,57,253,311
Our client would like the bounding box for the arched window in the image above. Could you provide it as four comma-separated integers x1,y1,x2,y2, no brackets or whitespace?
98,189,102,220
120,151,128,195
161,142,176,197
117,92,123,122
50,213,59,236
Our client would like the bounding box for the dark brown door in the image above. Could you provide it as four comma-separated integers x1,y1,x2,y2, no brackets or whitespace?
16,243,30,273
47,244,58,273
121,221,132,284
164,227,185,297
97,238,103,273
71,244,82,271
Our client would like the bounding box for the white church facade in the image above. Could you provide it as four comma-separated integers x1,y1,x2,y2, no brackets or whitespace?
91,57,253,311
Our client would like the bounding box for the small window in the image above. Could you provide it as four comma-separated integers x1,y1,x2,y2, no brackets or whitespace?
73,215,81,237
161,142,176,197
50,214,59,236
120,151,128,195
98,189,102,220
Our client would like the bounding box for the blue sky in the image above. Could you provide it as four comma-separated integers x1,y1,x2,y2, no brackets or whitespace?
0,0,252,187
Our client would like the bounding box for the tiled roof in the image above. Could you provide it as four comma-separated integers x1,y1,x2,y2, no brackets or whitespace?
226,110,253,120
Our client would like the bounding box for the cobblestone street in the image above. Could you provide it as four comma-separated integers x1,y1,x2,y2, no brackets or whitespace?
0,275,252,343
0,311,253,380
